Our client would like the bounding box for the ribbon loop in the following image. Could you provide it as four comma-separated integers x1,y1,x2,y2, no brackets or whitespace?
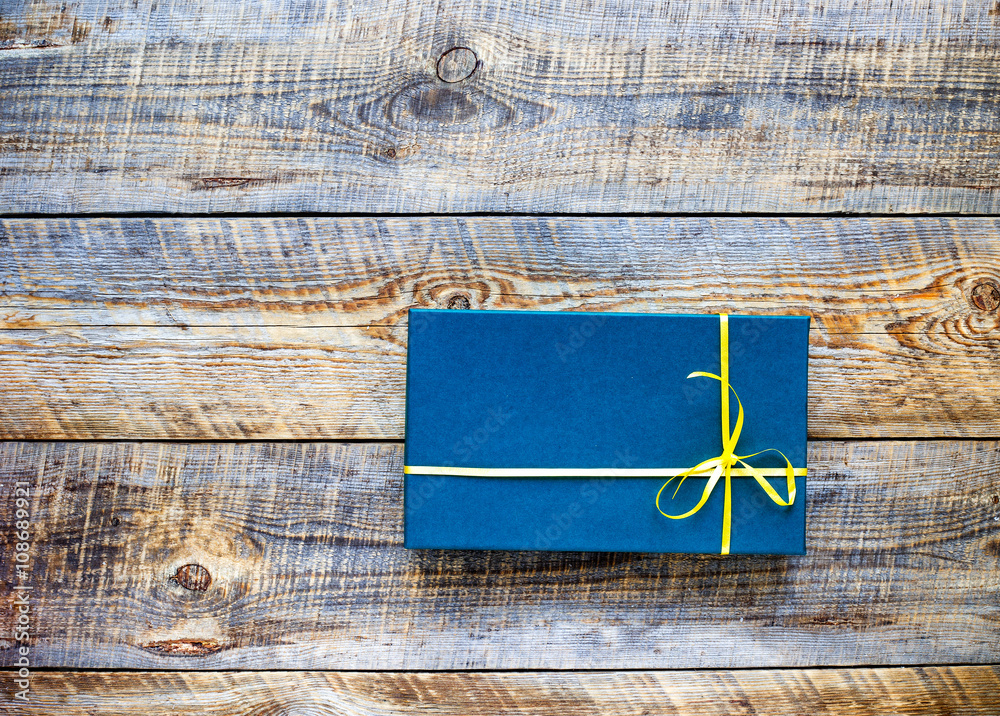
656,314,798,555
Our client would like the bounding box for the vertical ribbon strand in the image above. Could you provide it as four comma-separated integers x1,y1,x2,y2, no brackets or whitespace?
656,314,797,555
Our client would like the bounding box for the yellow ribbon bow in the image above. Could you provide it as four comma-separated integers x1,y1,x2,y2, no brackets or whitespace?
656,314,799,555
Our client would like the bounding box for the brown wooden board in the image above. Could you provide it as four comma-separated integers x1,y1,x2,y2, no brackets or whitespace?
1,440,998,670
3,667,1000,715
2,217,999,440
0,0,998,213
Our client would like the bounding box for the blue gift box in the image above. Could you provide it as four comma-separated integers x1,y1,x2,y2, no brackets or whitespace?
404,309,809,555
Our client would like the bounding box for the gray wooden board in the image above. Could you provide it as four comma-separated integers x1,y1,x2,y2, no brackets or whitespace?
0,439,997,669
2,217,999,439
0,0,998,213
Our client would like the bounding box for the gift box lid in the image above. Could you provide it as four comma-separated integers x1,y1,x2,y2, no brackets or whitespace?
404,309,809,554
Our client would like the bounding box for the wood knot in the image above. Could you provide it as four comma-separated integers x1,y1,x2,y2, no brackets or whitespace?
447,295,471,310
971,282,1000,312
170,563,212,591
436,47,478,83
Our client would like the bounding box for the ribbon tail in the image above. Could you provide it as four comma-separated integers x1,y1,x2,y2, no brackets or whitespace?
657,462,724,519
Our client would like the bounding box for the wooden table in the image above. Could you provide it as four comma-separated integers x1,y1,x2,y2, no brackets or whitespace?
1,0,999,712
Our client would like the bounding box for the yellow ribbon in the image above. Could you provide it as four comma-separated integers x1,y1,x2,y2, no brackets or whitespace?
655,314,798,555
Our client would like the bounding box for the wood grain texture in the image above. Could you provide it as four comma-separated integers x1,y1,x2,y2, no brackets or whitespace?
1,439,999,670
3,217,1000,439
0,0,997,213
3,666,1000,715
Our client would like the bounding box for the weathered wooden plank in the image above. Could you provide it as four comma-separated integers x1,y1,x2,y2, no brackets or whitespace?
3,667,999,715
0,0,997,213
1,440,998,670
2,217,1000,439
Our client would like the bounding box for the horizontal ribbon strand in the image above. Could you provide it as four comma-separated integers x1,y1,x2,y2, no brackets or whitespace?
404,465,807,478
